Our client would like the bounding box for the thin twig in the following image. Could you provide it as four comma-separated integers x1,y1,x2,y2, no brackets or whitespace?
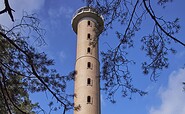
0,68,27,114
0,0,15,21
143,0,185,47
0,79,12,114
0,31,67,114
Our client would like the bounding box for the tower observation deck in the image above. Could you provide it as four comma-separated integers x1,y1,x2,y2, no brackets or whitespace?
71,6,104,114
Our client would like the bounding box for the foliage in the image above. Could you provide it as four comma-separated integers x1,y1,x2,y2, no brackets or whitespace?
0,0,185,112
84,0,185,102
0,14,74,113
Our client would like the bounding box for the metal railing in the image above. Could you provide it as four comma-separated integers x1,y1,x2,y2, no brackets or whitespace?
72,6,103,19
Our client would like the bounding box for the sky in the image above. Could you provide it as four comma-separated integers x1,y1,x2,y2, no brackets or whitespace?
0,0,185,114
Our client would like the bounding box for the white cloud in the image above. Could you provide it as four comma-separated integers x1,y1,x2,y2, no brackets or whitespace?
150,69,185,114
0,0,45,27
46,5,73,30
59,51,66,60
48,6,73,19
59,6,73,18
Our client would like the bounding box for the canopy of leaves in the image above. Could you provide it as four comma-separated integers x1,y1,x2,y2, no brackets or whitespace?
0,0,184,112
0,14,75,114
83,0,184,102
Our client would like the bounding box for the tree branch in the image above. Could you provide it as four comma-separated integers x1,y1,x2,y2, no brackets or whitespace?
143,0,185,47
113,0,139,59
0,0,15,21
0,31,67,114
0,68,27,114
0,78,12,114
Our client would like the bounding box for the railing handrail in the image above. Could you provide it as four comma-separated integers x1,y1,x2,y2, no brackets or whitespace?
72,6,103,19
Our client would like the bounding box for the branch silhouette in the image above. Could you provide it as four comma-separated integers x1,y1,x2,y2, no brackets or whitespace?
143,0,185,47
0,0,15,21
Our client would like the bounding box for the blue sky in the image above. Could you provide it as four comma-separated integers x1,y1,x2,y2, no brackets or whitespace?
0,0,185,114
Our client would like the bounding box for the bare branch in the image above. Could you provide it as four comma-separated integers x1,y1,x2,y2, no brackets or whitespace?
143,0,185,47
0,79,12,114
0,0,15,21
0,68,27,114
0,31,68,114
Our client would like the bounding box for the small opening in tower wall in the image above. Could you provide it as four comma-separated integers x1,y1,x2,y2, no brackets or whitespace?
87,96,92,104
87,62,92,69
87,33,90,39
87,78,92,86
87,62,91,68
87,47,91,54
87,21,91,26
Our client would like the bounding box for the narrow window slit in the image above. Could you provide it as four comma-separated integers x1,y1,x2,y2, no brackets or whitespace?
87,47,91,53
87,21,91,26
87,62,91,68
87,33,90,39
87,96,92,104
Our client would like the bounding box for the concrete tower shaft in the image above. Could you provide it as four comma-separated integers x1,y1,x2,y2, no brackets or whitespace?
72,7,104,114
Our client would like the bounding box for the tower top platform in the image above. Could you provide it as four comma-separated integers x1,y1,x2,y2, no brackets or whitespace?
71,6,104,34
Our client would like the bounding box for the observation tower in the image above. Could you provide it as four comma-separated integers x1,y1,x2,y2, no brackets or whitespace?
71,6,104,114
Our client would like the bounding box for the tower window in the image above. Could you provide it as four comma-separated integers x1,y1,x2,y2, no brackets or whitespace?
87,62,92,69
87,78,92,86
87,33,90,39
87,62,91,68
87,47,91,53
87,96,92,104
87,21,91,26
